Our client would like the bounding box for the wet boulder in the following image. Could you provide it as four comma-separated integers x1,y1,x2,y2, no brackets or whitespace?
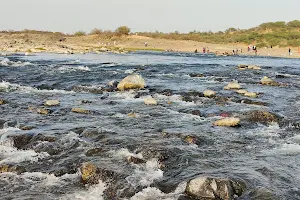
203,90,216,98
235,89,247,94
181,91,204,102
44,100,60,106
185,176,246,200
213,117,240,127
117,74,146,91
144,97,157,105
248,65,261,70
160,89,173,96
243,110,280,124
72,107,90,114
107,80,118,88
80,162,124,185
0,99,7,105
189,73,204,78
244,92,257,98
10,134,34,149
127,156,146,164
37,108,50,115
0,164,26,174
190,110,202,116
234,98,268,106
80,162,98,184
224,81,241,90
85,147,105,157
238,64,261,70
260,76,280,86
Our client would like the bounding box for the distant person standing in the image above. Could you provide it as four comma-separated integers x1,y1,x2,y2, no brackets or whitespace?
203,47,206,53
206,47,209,53
144,42,148,47
289,48,292,56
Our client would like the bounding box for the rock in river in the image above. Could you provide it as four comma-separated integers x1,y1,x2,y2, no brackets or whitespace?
203,90,216,98
213,117,240,127
144,97,157,105
0,99,7,105
44,100,60,106
260,76,280,86
185,176,246,200
224,81,241,90
117,74,146,91
72,107,90,114
243,110,280,124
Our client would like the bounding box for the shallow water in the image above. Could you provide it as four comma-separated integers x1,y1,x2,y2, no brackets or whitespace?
1,52,300,199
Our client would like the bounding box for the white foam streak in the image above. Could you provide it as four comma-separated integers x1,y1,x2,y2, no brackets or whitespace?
62,181,106,200
0,81,73,94
130,182,187,200
114,148,143,159
0,127,49,164
126,158,163,187
0,58,33,67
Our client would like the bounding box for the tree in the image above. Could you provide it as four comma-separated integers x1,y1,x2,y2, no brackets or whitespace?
115,26,130,35
89,28,102,35
74,31,86,36
287,20,300,28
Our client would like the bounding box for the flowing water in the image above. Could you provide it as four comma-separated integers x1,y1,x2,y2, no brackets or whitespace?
0,52,300,200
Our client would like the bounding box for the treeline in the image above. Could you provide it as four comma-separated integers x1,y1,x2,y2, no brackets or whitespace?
137,20,300,47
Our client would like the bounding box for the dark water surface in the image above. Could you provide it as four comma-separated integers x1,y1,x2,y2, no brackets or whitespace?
0,52,300,199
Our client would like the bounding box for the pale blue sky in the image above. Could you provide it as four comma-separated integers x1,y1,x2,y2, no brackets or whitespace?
1,0,299,33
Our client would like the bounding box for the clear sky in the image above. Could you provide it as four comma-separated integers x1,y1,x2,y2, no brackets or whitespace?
1,0,299,33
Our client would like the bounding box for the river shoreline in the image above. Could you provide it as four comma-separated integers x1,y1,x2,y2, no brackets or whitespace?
0,33,299,59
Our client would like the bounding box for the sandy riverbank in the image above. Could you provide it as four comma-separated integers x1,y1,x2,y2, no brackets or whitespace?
0,33,299,58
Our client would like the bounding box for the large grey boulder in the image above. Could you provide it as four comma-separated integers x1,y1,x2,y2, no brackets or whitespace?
185,176,246,200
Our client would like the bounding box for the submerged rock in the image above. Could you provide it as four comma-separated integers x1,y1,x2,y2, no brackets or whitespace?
117,74,146,91
44,100,60,106
238,64,261,70
127,112,138,118
37,108,50,115
72,107,90,114
11,134,33,149
0,164,26,174
185,176,246,200
243,110,280,124
80,162,124,185
260,76,280,86
189,73,204,78
248,65,261,70
144,97,158,105
213,117,240,127
235,89,247,94
85,147,104,157
0,99,7,105
203,90,216,98
127,156,146,164
235,98,268,106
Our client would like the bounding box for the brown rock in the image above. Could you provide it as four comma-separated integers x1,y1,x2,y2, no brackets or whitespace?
0,99,7,105
85,148,104,157
72,107,90,114
244,110,280,124
127,156,146,164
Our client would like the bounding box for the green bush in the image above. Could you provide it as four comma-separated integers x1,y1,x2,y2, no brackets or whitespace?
74,31,86,36
115,26,130,35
